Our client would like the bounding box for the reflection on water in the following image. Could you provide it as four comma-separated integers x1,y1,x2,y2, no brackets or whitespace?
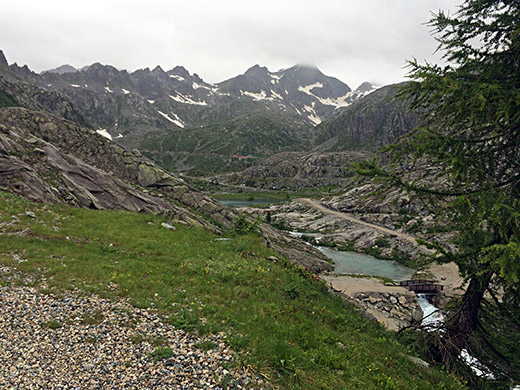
317,246,414,281
217,198,280,208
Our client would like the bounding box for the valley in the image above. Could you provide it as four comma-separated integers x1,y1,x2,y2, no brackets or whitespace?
1,36,517,389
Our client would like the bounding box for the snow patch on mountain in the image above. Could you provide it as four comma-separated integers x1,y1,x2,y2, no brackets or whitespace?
241,90,274,101
104,86,113,93
148,100,155,104
121,88,130,95
271,91,284,100
71,84,81,88
291,104,302,115
192,82,212,90
169,74,185,81
158,110,185,128
303,104,322,125
96,128,112,140
297,83,358,109
315,93,352,108
298,82,324,95
169,93,208,106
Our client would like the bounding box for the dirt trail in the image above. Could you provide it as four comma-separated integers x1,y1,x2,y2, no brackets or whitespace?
296,198,430,249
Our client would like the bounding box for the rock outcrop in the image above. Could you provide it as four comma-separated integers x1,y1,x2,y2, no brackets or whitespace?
0,107,332,272
350,291,423,330
260,199,431,262
215,150,372,190
0,107,234,231
313,83,420,152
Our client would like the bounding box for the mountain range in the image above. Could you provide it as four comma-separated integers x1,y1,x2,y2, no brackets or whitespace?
0,49,416,177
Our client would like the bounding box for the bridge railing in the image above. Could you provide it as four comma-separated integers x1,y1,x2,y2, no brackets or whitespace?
399,280,443,293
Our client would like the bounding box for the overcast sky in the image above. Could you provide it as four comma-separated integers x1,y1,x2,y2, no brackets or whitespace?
1,0,461,88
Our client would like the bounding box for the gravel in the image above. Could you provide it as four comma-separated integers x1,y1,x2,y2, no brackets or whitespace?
0,285,269,389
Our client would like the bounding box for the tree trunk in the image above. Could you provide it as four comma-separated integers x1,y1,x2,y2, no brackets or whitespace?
449,271,494,346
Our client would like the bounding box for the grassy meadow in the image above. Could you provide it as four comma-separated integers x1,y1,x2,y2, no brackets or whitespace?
0,191,464,389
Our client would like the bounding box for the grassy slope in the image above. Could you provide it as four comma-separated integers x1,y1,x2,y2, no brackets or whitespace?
139,115,310,176
0,192,464,389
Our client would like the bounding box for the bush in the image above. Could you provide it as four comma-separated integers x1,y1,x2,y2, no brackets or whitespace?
233,214,259,235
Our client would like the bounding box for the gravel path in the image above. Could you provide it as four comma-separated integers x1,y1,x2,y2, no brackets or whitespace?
296,198,432,250
0,284,268,389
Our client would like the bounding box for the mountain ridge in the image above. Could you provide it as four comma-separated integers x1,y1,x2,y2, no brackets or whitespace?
0,49,411,177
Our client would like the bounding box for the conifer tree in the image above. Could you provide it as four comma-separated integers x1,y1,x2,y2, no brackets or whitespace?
358,0,519,385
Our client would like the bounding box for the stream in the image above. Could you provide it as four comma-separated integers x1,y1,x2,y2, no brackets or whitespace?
416,294,496,380
416,293,444,326
287,232,503,382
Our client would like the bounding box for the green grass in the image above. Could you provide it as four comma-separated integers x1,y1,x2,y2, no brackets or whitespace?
0,192,464,389
149,347,174,362
45,320,62,330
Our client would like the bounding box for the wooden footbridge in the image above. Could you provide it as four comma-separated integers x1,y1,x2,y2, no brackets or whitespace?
399,280,443,294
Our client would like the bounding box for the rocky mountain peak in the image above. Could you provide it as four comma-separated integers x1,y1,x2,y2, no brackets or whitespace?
244,64,270,78
85,62,121,76
293,63,319,71
42,64,77,75
152,65,166,75
10,63,34,78
355,81,376,93
192,73,204,84
285,64,322,77
80,63,132,86
0,50,8,68
169,66,190,78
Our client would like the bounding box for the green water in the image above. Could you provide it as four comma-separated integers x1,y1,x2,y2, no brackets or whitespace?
318,247,413,281
217,198,281,208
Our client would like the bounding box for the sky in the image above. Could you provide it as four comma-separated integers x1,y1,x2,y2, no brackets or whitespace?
0,0,461,89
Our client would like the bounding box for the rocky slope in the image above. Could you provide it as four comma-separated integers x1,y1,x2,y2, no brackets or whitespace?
0,285,264,389
313,83,420,151
0,76,90,128
0,107,234,230
0,106,331,271
213,150,373,190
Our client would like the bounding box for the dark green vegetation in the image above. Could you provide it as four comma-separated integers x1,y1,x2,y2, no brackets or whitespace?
141,113,310,175
0,192,463,389
357,0,520,387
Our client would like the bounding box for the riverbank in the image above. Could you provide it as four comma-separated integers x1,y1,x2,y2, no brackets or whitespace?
320,261,464,331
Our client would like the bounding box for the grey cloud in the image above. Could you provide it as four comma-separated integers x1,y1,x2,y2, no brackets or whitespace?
0,0,460,88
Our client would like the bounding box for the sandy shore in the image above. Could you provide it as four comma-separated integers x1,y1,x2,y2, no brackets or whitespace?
321,275,407,295
322,262,464,299
427,262,466,297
